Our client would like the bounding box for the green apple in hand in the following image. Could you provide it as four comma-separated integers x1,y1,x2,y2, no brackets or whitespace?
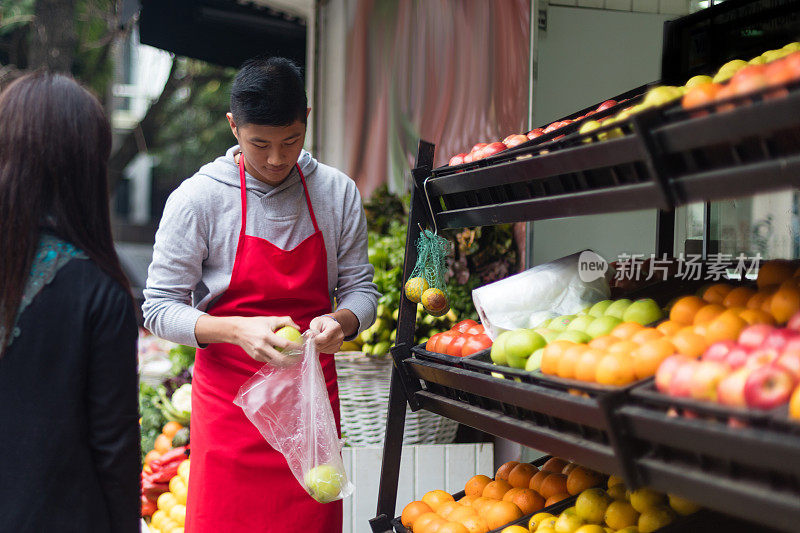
604,299,632,320
275,326,302,352
588,300,613,317
586,316,622,339
622,298,664,326
505,329,546,369
304,464,345,503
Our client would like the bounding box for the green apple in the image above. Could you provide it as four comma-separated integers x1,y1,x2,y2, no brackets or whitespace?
505,329,546,369
684,74,713,88
622,298,664,326
538,317,553,328
525,348,545,372
556,330,591,344
588,300,613,317
275,326,302,351
586,316,622,339
642,85,683,107
576,306,592,316
549,315,576,332
534,328,560,344
304,463,345,503
604,299,632,320
567,315,596,333
490,330,513,365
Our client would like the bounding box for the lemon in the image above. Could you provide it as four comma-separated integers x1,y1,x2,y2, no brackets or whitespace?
157,492,177,512
629,488,666,513
607,484,628,501
169,476,185,495
501,526,529,533
574,526,606,533
667,493,701,516
638,505,676,532
607,475,625,488
529,512,555,530
168,503,186,526
177,459,190,483
575,488,611,524
150,509,167,529
604,500,640,530
173,484,188,506
555,511,585,532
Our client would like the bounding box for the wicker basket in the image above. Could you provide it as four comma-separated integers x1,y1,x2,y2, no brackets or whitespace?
334,352,459,447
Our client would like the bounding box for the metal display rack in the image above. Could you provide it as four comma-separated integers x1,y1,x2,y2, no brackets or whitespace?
369,1,800,531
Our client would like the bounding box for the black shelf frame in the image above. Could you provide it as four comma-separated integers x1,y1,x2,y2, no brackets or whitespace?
369,2,800,531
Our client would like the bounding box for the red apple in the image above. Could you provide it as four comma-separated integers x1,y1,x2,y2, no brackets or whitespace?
668,360,699,398
463,152,474,163
776,350,800,379
480,142,507,158
717,367,752,407
543,122,562,133
689,360,731,402
764,328,800,351
502,134,529,148
656,355,689,393
703,340,737,363
596,99,618,112
725,345,752,369
526,128,545,140
787,312,800,332
738,324,775,349
746,347,780,369
744,364,797,409
449,153,467,166
470,142,488,153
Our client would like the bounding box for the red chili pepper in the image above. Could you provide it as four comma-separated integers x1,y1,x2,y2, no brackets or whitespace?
141,496,157,517
146,461,181,484
142,479,170,501
150,446,188,471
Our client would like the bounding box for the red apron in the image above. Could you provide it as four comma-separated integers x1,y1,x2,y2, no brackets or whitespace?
185,156,342,533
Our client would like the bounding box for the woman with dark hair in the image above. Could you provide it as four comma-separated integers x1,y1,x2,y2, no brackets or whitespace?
0,71,140,532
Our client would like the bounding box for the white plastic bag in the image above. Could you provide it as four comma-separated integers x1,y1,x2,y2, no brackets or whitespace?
473,250,613,339
234,331,354,503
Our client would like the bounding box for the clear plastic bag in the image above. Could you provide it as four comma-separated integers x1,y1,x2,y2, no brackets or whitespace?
233,331,354,503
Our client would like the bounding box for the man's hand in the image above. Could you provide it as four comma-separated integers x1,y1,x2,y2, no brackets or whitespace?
195,315,302,366
309,315,345,354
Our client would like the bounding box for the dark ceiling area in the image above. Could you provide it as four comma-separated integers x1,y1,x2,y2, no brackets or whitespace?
137,0,306,69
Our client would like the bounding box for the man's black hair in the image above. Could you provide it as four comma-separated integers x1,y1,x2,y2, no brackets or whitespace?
230,57,307,127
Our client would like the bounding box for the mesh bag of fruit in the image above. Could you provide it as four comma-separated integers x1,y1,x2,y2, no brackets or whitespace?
404,230,452,316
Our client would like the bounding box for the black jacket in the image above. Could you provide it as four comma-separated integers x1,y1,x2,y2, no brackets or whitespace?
0,257,140,532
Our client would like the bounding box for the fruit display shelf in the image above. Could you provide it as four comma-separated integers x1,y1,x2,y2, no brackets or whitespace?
406,343,638,486
617,381,800,532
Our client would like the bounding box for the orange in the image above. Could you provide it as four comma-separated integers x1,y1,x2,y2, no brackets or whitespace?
507,463,539,489
701,283,734,304
771,285,800,323
508,488,545,515
608,340,639,357
538,473,568,499
502,488,524,502
561,463,577,475
693,304,725,325
414,512,446,533
438,522,470,533
611,322,645,339
449,506,478,523
566,466,604,495
541,341,575,375
757,259,795,289
541,457,569,473
470,497,496,516
557,344,588,379
595,353,636,386
722,287,756,308
670,328,708,358
632,338,676,379
437,502,463,520
401,501,433,528
154,433,173,454
705,312,748,343
630,328,664,345
464,475,492,497
423,490,455,511
656,320,682,336
144,449,162,465
495,461,519,481
589,335,618,350
545,493,571,506
761,292,776,314
482,480,512,500
529,471,550,493
747,291,770,310
693,322,709,338
738,308,776,325
668,296,707,325
459,514,490,533
575,348,605,382
162,421,184,440
458,495,477,506
484,500,524,530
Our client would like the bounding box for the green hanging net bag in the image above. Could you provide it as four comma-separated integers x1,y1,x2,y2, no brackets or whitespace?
403,229,452,316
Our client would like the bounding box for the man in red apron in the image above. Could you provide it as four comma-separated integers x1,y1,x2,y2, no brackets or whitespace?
143,57,379,532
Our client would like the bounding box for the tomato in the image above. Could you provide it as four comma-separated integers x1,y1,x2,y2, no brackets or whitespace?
453,319,479,333
462,333,493,356
434,331,462,354
465,324,485,335
426,333,442,352
446,334,471,357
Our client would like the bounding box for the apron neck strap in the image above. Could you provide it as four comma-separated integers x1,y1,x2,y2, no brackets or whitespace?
237,155,320,239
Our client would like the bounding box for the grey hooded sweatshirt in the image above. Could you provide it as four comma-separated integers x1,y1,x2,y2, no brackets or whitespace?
142,146,380,347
